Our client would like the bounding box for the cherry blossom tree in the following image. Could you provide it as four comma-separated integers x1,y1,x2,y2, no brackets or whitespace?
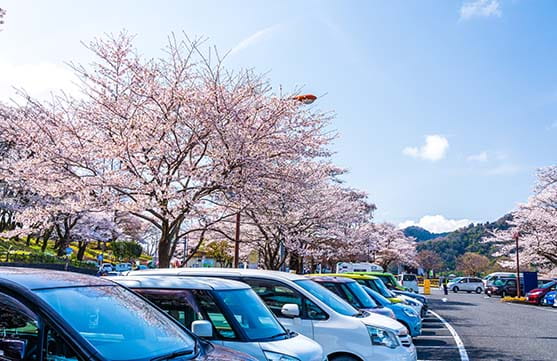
484,166,557,272
367,223,417,270
0,32,332,267
456,252,489,276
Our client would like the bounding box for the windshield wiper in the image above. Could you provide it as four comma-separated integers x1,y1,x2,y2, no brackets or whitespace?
150,348,194,361
268,332,289,340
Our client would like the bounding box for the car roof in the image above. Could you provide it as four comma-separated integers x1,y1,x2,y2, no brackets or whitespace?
326,273,379,280
109,275,250,291
307,275,356,283
349,271,394,277
0,267,113,290
126,267,308,281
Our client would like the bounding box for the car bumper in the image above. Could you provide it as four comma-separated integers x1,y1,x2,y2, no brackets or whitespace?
525,295,542,304
366,344,417,361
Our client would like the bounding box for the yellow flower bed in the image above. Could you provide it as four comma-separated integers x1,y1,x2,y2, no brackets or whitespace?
501,296,527,303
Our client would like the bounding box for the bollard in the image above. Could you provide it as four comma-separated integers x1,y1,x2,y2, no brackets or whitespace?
424,279,431,295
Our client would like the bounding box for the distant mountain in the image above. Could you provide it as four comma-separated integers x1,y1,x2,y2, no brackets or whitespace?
414,214,513,270
403,226,448,242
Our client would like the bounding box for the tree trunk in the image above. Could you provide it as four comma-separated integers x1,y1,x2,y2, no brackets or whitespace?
26,234,32,247
41,228,52,253
158,233,172,268
77,241,87,261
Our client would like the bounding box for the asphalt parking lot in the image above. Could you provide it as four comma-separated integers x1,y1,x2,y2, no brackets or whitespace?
419,289,557,361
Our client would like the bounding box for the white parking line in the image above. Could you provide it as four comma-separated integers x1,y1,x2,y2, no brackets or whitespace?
428,310,469,361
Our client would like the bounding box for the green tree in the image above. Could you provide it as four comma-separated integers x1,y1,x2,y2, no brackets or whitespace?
111,241,143,261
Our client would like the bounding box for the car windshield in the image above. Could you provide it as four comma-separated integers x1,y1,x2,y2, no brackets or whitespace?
376,275,398,289
215,288,286,341
342,282,378,308
295,279,359,316
492,280,506,286
372,278,396,298
540,281,556,289
362,286,391,307
35,286,195,361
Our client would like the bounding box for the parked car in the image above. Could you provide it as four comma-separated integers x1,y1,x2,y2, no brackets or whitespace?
336,262,384,273
362,286,422,338
525,280,557,305
111,275,324,361
99,262,113,272
308,275,396,319
541,290,556,306
0,267,256,361
391,290,428,317
485,278,522,297
115,262,132,272
128,268,418,361
350,271,407,291
397,274,419,293
447,277,484,293
482,272,516,287
322,273,404,304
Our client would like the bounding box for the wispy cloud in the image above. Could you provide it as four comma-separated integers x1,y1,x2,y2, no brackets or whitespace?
467,151,488,162
403,135,449,161
230,24,282,56
399,215,473,233
460,0,502,20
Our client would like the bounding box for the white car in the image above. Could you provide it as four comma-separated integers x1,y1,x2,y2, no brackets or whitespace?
115,262,132,272
110,275,324,361
396,294,423,317
397,274,419,293
447,277,484,293
128,268,417,361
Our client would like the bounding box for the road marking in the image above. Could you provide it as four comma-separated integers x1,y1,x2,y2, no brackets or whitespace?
428,310,469,361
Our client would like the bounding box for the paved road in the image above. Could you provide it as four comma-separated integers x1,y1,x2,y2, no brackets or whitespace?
418,289,557,361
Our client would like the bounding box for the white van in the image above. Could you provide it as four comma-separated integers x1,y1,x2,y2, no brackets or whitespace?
128,268,417,361
111,275,323,361
482,272,516,287
397,274,419,293
336,262,384,274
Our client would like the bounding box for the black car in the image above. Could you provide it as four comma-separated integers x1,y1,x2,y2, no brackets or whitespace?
485,278,523,297
0,267,255,361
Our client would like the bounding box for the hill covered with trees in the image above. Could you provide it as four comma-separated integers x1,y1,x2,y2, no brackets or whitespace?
411,214,512,270
403,226,447,242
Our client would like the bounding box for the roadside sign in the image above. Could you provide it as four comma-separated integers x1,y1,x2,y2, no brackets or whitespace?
65,247,73,255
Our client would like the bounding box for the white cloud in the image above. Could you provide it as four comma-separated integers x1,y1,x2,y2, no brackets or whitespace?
467,151,488,162
485,164,521,176
230,24,282,56
460,0,502,20
399,215,473,233
0,63,78,101
403,135,449,161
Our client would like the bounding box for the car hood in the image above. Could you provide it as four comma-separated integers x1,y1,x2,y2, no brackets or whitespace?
259,333,323,361
203,344,258,361
527,288,546,294
364,307,395,319
361,311,406,333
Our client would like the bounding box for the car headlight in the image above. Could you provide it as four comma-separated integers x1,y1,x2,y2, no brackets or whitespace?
405,299,418,306
367,326,400,349
403,308,418,318
263,351,300,361
529,291,542,295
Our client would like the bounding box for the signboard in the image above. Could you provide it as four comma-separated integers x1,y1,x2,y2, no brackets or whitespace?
65,247,73,256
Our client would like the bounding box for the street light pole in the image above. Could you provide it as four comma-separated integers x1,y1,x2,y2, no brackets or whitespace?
514,232,521,297
233,212,241,268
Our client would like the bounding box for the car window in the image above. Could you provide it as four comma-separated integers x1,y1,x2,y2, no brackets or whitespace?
243,278,303,318
507,280,517,287
133,289,204,332
0,293,41,361
403,275,416,281
45,327,84,361
194,290,237,339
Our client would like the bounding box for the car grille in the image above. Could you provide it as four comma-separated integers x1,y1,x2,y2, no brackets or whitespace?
398,334,413,347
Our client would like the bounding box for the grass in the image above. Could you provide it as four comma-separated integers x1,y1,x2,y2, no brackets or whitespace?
0,236,151,265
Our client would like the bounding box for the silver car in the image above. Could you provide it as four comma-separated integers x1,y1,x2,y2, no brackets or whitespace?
447,277,484,293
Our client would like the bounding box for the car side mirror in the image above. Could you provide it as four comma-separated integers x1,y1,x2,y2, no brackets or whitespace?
281,303,300,318
191,320,213,338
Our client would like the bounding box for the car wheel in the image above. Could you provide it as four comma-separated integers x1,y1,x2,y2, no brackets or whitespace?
476,287,482,294
330,355,359,361
453,286,459,293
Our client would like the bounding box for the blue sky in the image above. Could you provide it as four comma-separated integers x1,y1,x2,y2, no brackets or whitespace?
1,0,556,232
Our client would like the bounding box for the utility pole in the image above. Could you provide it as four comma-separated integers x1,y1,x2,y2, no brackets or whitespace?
514,232,521,297
233,212,240,268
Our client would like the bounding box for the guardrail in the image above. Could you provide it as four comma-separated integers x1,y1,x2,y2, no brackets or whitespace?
0,252,97,270
418,277,440,288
